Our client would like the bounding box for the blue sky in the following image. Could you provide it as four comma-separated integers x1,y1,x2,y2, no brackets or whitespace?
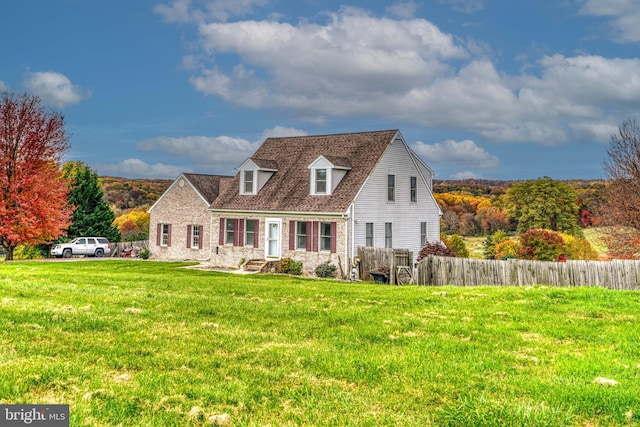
2,0,639,180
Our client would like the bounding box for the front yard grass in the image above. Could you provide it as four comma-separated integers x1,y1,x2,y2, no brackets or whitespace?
0,260,638,426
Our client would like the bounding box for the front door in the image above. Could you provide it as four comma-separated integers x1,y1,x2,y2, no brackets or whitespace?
265,218,282,259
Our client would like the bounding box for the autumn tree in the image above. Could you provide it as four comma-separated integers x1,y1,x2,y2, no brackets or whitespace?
62,161,121,243
597,117,640,258
0,92,71,260
503,177,582,237
113,209,150,241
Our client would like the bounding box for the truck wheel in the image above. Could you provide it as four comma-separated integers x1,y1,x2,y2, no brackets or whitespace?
63,249,72,258
95,249,104,258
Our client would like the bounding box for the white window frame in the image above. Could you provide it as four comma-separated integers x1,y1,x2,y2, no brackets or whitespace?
161,224,170,247
243,170,255,194
385,222,393,248
410,176,417,203
365,222,374,247
191,224,200,248
296,221,307,250
320,222,331,252
387,174,395,202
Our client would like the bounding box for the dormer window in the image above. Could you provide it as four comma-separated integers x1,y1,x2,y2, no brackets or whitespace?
315,169,327,194
244,170,254,194
309,155,351,196
237,158,277,195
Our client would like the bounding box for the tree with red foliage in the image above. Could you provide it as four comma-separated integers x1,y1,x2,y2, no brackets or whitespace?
0,92,71,260
516,229,565,261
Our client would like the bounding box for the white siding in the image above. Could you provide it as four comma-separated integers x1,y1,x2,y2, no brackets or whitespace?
352,137,440,262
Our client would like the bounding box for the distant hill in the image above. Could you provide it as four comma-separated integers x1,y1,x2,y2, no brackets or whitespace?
100,176,606,214
100,177,172,214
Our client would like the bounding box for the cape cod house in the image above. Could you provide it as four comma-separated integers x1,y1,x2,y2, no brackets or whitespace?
148,130,442,275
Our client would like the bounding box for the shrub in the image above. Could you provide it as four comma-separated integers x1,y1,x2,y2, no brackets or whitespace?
417,241,456,261
315,261,337,278
484,230,509,259
139,249,151,260
517,229,565,261
559,233,598,260
494,239,520,260
442,234,469,258
279,258,303,275
13,245,48,260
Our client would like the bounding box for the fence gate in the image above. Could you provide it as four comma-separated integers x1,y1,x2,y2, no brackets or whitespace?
357,247,413,285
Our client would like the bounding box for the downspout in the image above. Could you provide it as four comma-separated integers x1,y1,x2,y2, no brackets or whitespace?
197,211,213,262
351,200,355,262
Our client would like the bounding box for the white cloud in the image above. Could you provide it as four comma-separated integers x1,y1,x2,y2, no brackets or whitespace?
0,81,8,91
154,0,268,23
23,71,87,108
439,0,485,14
137,134,259,173
386,1,420,19
167,5,640,147
412,139,499,170
94,158,190,179
449,170,484,179
580,0,640,43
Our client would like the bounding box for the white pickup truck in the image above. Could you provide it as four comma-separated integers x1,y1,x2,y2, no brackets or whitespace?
51,237,112,258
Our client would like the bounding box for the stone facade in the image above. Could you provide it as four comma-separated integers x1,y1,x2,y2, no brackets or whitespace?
210,213,346,275
149,177,212,261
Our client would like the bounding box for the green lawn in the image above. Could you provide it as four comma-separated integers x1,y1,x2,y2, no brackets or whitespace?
0,260,638,426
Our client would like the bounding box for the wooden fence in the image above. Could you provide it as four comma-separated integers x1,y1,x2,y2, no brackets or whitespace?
417,256,640,290
357,247,413,285
110,240,148,257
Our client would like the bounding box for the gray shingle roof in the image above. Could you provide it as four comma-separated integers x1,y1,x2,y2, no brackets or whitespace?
210,130,398,213
183,173,233,205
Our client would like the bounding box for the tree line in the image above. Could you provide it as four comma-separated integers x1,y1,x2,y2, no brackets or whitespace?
1,91,639,260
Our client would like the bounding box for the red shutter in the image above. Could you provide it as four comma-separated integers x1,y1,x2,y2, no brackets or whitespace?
253,220,259,248
186,225,192,249
330,222,337,253
312,221,319,252
305,221,312,252
219,218,225,245
238,219,245,246
289,221,295,250
198,225,204,249
167,224,172,247
156,223,161,246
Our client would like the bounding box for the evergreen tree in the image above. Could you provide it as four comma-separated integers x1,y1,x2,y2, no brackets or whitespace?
63,161,121,242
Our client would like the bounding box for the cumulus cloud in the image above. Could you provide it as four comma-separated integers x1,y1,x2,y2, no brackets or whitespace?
154,0,268,23
163,5,640,147
580,0,640,43
137,135,257,173
23,71,88,108
386,1,420,19
412,139,499,170
94,158,190,179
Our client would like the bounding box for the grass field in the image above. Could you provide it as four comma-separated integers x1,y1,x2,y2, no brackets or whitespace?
0,260,639,426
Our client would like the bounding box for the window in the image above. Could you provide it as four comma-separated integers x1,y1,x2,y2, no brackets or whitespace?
225,219,234,244
387,174,395,202
191,225,200,248
245,220,255,247
244,170,254,194
320,222,331,251
161,224,170,246
296,222,307,249
420,222,427,246
365,223,374,247
410,176,417,202
385,222,392,248
315,169,327,194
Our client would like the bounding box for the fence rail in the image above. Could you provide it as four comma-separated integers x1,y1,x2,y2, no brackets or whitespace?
417,256,640,290
357,247,413,285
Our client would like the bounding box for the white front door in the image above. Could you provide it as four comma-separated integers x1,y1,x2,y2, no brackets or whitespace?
265,218,282,259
